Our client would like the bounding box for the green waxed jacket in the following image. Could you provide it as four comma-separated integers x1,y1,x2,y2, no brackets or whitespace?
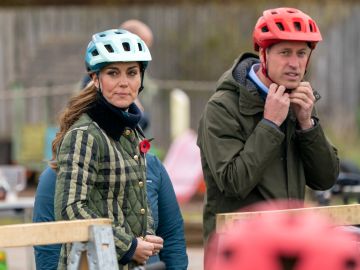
197,53,339,242
55,114,153,270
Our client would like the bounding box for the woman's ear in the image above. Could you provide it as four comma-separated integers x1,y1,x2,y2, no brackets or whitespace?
91,73,100,89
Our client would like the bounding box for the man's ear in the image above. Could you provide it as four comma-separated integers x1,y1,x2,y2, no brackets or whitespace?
259,47,265,63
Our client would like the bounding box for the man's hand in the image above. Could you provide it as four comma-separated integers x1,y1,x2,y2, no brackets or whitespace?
264,83,290,126
289,82,315,130
133,237,155,265
145,235,164,255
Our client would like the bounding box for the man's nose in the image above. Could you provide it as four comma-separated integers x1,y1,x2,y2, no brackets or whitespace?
288,55,300,68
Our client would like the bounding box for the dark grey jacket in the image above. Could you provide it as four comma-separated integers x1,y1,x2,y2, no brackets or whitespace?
197,53,339,241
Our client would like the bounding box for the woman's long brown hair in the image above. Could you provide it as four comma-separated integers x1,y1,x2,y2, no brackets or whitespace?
50,83,97,169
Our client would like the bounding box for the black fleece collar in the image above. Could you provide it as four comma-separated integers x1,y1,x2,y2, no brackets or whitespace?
86,91,142,141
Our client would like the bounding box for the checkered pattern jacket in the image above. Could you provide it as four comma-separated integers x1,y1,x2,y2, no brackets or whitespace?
54,113,153,269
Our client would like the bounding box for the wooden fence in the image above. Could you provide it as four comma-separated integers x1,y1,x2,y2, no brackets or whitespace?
0,80,214,168
0,2,359,156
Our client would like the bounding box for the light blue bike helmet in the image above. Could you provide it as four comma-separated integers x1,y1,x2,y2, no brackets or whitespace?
85,29,152,73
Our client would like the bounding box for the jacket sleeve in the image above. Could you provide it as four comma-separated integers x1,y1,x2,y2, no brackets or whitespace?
198,97,285,198
295,118,339,190
54,128,136,262
33,167,61,270
153,156,189,270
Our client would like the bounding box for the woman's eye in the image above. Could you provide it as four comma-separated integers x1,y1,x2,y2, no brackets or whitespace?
107,71,117,76
128,70,138,76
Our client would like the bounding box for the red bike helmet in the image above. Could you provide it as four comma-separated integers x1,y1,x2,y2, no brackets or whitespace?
253,7,322,51
206,203,360,270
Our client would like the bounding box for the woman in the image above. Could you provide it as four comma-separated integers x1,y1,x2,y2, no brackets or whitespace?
52,29,163,269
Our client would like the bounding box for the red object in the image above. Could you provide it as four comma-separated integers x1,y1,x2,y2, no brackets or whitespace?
253,7,322,51
206,201,360,270
163,129,204,204
139,139,152,154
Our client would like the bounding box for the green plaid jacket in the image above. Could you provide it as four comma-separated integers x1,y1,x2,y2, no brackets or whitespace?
54,113,153,270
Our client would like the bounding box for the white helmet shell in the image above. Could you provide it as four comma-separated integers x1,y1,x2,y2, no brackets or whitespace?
85,29,152,72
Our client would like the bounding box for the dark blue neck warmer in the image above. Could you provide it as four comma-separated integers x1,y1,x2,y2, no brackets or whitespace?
87,91,142,141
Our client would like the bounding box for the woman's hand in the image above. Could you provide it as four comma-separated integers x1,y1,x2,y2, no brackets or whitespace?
133,237,155,265
145,235,164,255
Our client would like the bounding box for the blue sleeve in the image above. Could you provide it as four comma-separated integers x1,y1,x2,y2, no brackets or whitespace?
32,167,61,270
146,154,160,231
148,155,188,270
146,154,161,264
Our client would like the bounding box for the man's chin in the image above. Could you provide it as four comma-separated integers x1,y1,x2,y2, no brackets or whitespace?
283,81,300,90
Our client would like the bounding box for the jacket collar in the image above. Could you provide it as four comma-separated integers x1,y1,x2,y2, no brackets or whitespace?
86,92,142,141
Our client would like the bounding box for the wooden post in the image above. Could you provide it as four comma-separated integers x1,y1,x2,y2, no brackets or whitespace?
0,218,112,248
216,204,360,233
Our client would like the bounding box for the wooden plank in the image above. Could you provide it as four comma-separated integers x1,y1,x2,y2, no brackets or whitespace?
216,204,360,233
0,218,111,248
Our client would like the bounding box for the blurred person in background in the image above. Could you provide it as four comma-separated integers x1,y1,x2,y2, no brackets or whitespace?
33,21,187,270
120,20,159,137
197,7,339,244
52,28,162,269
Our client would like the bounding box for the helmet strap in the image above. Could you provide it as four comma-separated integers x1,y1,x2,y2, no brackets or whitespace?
261,48,276,84
305,49,313,73
139,68,145,93
94,71,102,93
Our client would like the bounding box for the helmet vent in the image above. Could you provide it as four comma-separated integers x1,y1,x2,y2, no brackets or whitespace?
104,44,114,53
91,49,99,56
276,22,285,31
345,258,357,269
221,248,234,261
309,21,317,32
138,43,143,51
278,254,299,270
293,22,302,31
261,25,269,32
122,42,130,51
99,34,106,37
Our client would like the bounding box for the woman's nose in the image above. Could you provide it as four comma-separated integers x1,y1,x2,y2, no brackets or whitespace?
117,75,128,86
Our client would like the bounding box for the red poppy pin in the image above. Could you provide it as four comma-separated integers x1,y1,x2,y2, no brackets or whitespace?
139,138,153,154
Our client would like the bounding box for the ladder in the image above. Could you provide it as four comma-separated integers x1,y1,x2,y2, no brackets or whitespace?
0,219,121,269
0,218,165,270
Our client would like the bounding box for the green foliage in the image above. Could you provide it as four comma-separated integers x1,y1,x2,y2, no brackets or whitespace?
327,128,360,168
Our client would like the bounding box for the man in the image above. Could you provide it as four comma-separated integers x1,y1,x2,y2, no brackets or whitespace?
197,7,339,242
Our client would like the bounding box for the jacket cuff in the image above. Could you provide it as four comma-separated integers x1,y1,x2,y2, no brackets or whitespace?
261,118,281,131
119,238,138,265
296,117,319,134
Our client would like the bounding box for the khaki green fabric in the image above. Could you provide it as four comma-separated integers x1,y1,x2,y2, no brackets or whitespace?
55,114,153,269
197,54,339,242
